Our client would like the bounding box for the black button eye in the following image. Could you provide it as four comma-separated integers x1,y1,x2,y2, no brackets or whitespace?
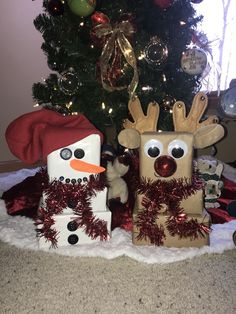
171,147,184,159
60,148,72,160
74,149,85,159
144,139,163,158
148,146,160,158
168,140,188,159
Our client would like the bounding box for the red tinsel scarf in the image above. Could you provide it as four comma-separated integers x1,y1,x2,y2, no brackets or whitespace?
136,172,211,246
35,171,109,247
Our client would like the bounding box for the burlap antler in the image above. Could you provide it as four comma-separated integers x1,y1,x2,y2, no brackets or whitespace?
173,92,225,148
118,96,159,149
123,96,159,133
173,92,218,132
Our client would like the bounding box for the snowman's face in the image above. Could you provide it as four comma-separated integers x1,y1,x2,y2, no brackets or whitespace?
47,134,104,183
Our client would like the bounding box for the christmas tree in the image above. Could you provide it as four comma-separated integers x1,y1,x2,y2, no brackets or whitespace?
33,0,206,139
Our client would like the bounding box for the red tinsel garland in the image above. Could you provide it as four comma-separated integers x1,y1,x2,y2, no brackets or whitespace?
35,208,58,247
136,172,211,246
35,172,109,247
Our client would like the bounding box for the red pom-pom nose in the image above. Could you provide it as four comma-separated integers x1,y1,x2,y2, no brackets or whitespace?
154,155,177,177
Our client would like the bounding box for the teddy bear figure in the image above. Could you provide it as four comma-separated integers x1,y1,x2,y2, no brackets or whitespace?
106,154,130,204
197,158,224,208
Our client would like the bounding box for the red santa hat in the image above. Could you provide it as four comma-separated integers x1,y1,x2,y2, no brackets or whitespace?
5,109,104,164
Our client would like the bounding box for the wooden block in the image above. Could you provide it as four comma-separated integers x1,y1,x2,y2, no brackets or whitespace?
133,210,211,248
136,188,204,215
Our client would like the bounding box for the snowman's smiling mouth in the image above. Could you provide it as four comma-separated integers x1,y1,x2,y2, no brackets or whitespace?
70,159,105,174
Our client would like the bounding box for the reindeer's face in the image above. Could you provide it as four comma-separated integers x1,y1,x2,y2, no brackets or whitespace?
118,93,224,182
140,132,194,181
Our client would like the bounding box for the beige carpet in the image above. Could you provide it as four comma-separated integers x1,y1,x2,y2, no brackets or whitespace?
0,240,235,314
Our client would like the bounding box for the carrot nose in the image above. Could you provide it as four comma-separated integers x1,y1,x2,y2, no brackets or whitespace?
70,159,105,174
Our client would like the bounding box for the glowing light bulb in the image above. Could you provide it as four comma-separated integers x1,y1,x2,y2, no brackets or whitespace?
142,85,153,91
138,53,145,60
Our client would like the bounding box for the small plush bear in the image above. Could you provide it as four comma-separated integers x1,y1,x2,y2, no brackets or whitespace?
197,158,224,208
106,154,130,204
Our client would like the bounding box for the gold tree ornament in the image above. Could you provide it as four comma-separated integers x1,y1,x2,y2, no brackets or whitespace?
94,18,139,97
161,95,176,111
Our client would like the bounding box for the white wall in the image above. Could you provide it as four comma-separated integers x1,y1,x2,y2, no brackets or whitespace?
0,0,49,162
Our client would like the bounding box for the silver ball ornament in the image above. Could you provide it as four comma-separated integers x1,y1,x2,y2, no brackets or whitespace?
144,37,168,69
59,68,82,95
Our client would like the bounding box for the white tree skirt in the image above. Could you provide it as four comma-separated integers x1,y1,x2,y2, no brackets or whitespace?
0,168,235,264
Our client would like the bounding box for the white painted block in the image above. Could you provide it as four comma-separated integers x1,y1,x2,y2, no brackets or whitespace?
47,134,101,182
38,209,111,248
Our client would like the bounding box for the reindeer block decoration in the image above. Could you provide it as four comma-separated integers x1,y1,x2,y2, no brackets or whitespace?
118,93,225,247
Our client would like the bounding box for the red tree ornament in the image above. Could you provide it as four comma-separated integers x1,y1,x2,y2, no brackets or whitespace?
91,11,110,25
153,0,174,9
90,13,110,47
47,0,64,16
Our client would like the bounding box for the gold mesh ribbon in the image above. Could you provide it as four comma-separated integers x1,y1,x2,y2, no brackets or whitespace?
94,20,138,97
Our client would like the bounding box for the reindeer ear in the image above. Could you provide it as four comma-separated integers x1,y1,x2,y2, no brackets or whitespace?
118,129,141,149
193,124,225,149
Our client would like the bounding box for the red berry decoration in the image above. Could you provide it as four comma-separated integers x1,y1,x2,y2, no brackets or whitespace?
153,0,174,9
176,213,187,223
48,0,64,16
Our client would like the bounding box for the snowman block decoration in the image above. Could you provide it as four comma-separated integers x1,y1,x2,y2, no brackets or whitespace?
5,109,112,248
39,134,111,248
